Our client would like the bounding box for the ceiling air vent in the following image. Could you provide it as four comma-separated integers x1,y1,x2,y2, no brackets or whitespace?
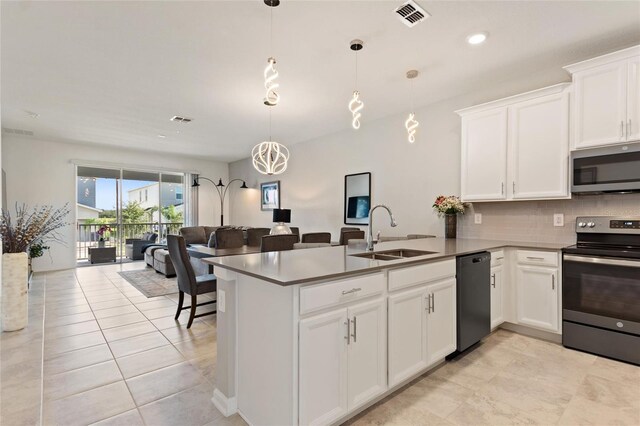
394,0,430,28
170,116,192,123
2,127,34,136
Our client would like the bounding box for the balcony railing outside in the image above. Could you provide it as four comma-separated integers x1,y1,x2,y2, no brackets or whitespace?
76,222,183,260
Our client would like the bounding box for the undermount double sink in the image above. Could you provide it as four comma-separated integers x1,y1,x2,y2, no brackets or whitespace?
350,248,437,261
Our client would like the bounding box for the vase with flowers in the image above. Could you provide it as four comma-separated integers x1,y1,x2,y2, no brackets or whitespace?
97,224,112,248
1,203,70,331
432,195,469,239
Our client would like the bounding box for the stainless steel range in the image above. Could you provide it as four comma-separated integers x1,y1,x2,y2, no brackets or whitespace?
562,216,640,365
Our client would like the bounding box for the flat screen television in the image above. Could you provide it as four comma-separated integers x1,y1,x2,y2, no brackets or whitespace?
347,196,370,219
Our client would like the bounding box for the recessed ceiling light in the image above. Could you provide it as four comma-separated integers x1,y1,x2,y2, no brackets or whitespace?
467,32,488,45
157,134,166,138
25,110,39,119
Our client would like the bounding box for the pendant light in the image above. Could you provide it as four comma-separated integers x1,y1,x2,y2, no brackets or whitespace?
348,39,364,130
252,0,289,176
405,69,419,143
252,109,290,175
263,0,280,106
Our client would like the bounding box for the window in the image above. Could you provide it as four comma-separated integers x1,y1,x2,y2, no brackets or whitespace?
144,189,148,202
176,187,183,200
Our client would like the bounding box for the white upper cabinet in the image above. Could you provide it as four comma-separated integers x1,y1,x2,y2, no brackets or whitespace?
564,45,640,149
457,83,571,202
508,91,569,199
627,56,640,142
460,108,508,201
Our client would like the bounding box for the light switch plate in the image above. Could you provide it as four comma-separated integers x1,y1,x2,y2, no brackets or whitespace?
474,213,482,224
553,213,564,227
218,289,226,313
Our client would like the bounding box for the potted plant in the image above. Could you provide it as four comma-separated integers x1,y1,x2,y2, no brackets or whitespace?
96,224,112,248
1,203,70,331
432,195,469,239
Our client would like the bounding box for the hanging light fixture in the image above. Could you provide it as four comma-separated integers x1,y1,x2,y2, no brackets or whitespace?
405,69,419,143
264,57,279,106
348,39,364,130
263,0,280,106
252,0,289,176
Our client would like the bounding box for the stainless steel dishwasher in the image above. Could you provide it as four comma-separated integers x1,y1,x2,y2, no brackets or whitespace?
455,251,491,353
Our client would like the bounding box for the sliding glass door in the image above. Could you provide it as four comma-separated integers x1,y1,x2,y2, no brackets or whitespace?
76,166,186,264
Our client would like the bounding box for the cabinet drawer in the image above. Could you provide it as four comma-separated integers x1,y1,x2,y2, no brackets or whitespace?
388,259,456,292
491,250,505,266
516,250,558,267
299,273,385,315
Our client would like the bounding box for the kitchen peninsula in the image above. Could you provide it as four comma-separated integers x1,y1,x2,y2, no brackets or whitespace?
204,237,566,426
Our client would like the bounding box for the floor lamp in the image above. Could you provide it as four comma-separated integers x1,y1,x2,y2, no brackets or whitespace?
192,177,248,226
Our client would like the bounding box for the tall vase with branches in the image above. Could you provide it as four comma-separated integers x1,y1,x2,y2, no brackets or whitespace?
1,203,70,331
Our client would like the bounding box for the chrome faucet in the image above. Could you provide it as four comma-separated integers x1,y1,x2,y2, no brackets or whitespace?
367,204,397,251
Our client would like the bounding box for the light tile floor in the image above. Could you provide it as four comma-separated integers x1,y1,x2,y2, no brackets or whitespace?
1,263,639,426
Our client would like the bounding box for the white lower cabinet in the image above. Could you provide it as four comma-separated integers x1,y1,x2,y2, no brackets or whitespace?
516,265,559,332
388,278,456,387
490,264,504,329
299,298,386,426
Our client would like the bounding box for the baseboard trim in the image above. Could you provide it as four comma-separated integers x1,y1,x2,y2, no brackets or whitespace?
212,388,237,417
500,322,562,344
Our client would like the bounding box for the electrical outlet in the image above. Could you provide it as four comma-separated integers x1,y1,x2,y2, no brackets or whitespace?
553,213,564,227
474,213,482,224
218,289,226,313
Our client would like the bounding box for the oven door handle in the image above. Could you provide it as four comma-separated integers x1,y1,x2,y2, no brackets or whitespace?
564,254,640,268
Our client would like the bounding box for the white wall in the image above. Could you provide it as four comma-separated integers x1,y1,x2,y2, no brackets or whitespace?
229,69,570,240
2,137,228,271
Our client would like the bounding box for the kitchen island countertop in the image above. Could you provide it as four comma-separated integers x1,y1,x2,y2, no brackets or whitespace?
202,237,566,286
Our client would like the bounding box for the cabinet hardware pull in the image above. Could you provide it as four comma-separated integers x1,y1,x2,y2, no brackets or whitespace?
491,273,496,288
620,121,624,139
552,275,555,290
629,119,633,137
513,181,516,194
341,287,362,295
501,182,504,195
345,320,350,344
526,256,544,261
431,293,435,313
425,296,430,313
496,257,504,260
351,317,357,343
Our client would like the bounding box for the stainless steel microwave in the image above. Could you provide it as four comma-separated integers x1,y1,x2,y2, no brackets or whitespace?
571,143,640,194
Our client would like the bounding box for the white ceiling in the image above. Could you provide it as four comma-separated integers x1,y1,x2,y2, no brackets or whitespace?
2,1,639,162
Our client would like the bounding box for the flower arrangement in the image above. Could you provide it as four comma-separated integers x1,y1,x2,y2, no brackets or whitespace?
97,224,112,241
432,195,469,217
0,203,71,254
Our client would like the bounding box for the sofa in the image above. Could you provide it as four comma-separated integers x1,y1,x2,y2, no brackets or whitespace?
179,226,220,245
179,225,253,248
125,232,158,260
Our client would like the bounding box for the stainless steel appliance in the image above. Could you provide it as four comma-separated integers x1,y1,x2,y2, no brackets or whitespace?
455,252,491,353
562,216,640,365
571,142,640,194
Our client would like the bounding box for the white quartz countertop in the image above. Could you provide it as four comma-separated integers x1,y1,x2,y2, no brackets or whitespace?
202,238,567,286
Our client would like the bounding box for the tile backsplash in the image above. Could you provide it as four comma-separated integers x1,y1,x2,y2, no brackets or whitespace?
459,193,640,245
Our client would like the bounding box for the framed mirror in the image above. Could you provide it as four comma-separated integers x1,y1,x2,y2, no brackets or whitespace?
344,172,371,225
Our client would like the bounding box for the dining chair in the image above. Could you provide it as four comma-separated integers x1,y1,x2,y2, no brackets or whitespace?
340,227,362,245
166,235,217,329
247,228,271,247
341,230,365,245
289,227,300,243
261,234,299,252
301,232,332,244
215,228,244,249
